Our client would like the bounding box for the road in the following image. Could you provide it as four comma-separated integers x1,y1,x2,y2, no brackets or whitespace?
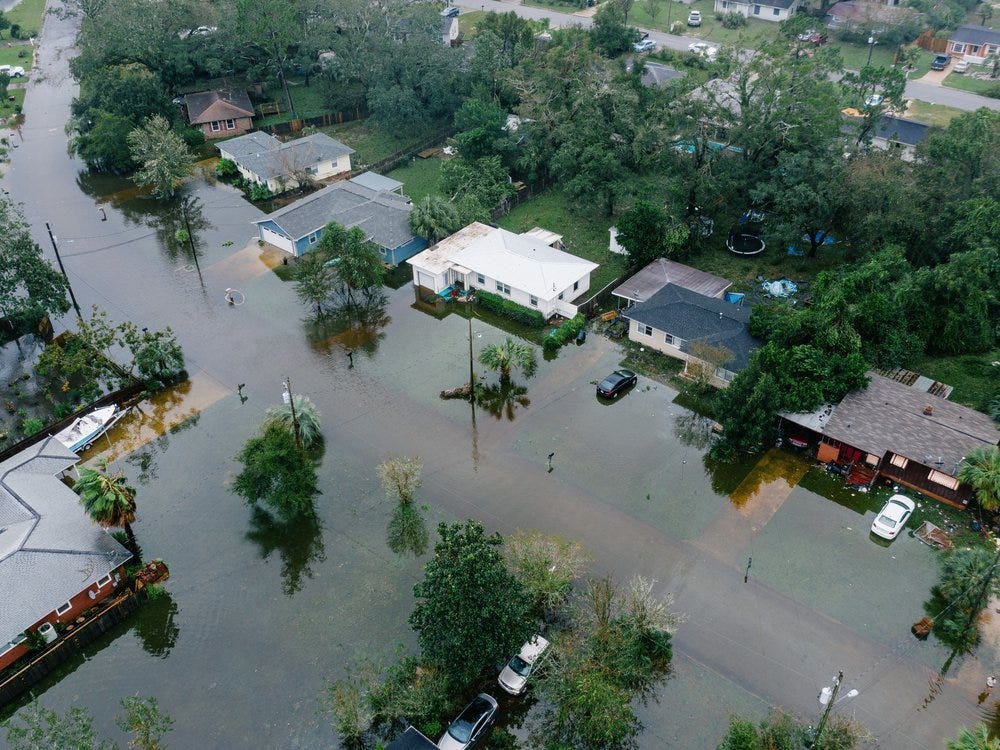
457,0,1000,112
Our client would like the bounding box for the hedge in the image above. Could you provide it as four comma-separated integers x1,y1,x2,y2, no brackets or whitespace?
475,290,545,328
543,313,586,353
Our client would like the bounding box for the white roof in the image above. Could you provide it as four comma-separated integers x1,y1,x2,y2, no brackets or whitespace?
409,223,598,301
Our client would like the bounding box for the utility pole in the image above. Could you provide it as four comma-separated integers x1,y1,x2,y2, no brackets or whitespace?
284,377,302,449
46,222,83,320
815,671,843,744
468,317,475,406
180,201,203,281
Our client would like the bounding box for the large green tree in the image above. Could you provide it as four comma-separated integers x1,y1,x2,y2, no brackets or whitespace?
127,115,195,199
265,394,323,449
74,457,140,556
479,337,538,383
931,547,1000,651
407,195,463,243
440,154,516,223
293,245,338,316
409,521,533,686
233,422,318,520
947,725,1000,750
590,0,640,57
958,446,1000,512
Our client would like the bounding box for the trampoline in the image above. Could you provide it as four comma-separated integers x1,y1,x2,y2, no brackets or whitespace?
726,232,765,256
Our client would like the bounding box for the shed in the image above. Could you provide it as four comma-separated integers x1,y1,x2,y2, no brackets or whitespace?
612,258,732,306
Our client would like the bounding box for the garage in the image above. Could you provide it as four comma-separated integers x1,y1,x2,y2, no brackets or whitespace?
258,226,294,255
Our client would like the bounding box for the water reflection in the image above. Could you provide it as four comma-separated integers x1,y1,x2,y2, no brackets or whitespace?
673,412,716,451
306,292,391,360
142,193,213,266
474,380,530,421
245,506,327,597
385,503,429,557
132,587,180,658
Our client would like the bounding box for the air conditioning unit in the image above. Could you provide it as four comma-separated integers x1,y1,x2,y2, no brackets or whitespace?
37,622,58,644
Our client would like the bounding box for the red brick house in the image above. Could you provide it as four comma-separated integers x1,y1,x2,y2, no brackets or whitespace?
948,25,1000,64
184,89,255,139
0,437,133,671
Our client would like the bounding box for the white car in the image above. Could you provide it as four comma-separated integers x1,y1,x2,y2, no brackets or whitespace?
871,494,915,540
954,59,969,73
634,39,656,53
687,10,702,26
688,42,719,61
438,694,498,750
10,66,24,77
498,635,550,695
864,93,883,107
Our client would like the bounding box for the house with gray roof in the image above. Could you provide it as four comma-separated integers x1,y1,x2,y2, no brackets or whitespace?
781,371,999,507
217,132,354,194
871,115,931,161
948,25,1000,64
611,258,732,306
714,0,799,22
184,89,254,139
252,176,427,263
623,283,759,386
0,437,133,671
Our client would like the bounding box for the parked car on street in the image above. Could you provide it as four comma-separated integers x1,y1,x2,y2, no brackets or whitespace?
954,59,969,73
688,42,719,61
438,694,498,750
634,39,656,52
687,10,702,26
871,494,915,540
597,369,638,399
441,6,460,17
930,54,950,70
498,635,550,695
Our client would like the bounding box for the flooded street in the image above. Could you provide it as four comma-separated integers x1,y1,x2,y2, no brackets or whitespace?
1,4,995,749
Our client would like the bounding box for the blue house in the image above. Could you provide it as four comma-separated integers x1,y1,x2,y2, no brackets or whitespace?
252,173,427,264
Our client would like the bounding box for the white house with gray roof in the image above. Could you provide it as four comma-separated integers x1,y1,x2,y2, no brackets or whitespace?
252,175,427,263
407,222,599,319
217,131,354,194
714,0,800,21
0,437,132,671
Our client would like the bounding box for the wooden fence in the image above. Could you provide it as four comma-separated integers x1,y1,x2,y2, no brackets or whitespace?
364,127,455,174
915,30,949,53
264,107,368,135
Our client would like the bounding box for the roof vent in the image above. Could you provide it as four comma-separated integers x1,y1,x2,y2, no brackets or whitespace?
923,405,933,416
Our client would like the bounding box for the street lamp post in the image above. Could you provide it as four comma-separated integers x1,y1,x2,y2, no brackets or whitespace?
815,672,859,743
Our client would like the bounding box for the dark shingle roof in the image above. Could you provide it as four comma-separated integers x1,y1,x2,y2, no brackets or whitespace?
874,115,931,147
184,89,254,124
623,284,760,370
0,437,133,645
823,371,999,472
218,132,354,182
950,24,1000,45
641,62,684,87
387,727,438,750
254,179,416,249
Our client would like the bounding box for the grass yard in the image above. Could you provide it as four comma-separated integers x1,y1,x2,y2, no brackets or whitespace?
831,39,897,71
903,99,966,127
256,79,330,123
0,44,33,69
903,47,937,80
942,71,1000,96
497,189,629,293
320,119,447,168
5,0,46,38
385,156,445,203
911,349,1000,413
634,0,785,47
457,10,489,37
0,87,24,121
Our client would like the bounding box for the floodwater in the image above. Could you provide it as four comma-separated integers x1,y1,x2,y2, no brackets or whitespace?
0,5,994,749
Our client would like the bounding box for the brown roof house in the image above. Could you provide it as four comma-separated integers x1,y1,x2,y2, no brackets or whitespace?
781,371,1000,507
184,89,254,139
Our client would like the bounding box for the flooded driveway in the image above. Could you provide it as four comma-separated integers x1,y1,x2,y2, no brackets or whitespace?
1,5,994,749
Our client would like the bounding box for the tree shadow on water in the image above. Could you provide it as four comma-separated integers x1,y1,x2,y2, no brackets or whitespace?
305,291,391,360
474,380,530,421
245,505,327,597
386,504,429,557
132,586,180,658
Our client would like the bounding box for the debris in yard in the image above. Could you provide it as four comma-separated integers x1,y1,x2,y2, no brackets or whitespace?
912,616,934,639
915,521,954,550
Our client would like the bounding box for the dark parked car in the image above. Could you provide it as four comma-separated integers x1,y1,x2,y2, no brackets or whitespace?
596,369,638,399
931,54,950,70
437,694,498,750
440,6,460,17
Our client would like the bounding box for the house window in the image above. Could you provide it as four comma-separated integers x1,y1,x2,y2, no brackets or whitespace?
928,469,960,490
573,281,579,291
970,45,980,54
210,121,220,132
664,333,675,345
0,634,27,657
308,233,319,244
951,42,965,53
97,574,113,589
529,295,538,306
477,273,485,285
988,45,999,55
225,119,236,130
889,453,908,469
753,4,761,13
639,323,653,336
558,293,564,300
772,7,780,14
495,281,510,295
55,601,72,616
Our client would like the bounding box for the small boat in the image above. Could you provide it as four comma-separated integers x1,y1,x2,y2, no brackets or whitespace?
787,437,809,449
53,405,123,453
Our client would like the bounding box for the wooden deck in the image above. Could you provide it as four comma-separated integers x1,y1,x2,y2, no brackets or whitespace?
879,460,971,509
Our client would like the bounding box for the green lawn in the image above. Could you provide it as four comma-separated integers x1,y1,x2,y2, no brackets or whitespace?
911,349,1000,413
385,156,445,203
497,189,630,293
829,38,897,71
904,99,966,127
942,72,1000,96
0,44,33,69
5,0,46,37
903,48,937,80
0,87,25,121
633,0,785,47
256,78,331,123
458,10,489,37
320,119,446,168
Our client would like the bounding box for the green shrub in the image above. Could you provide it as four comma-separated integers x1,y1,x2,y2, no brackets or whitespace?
249,182,273,202
475,290,546,328
21,417,44,436
720,11,746,27
216,158,238,178
10,24,21,39
543,314,586,353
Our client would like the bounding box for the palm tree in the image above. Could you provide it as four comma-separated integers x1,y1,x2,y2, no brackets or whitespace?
74,457,139,556
408,195,462,243
958,446,1000,512
265,394,322,449
478,337,537,383
947,724,1000,750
